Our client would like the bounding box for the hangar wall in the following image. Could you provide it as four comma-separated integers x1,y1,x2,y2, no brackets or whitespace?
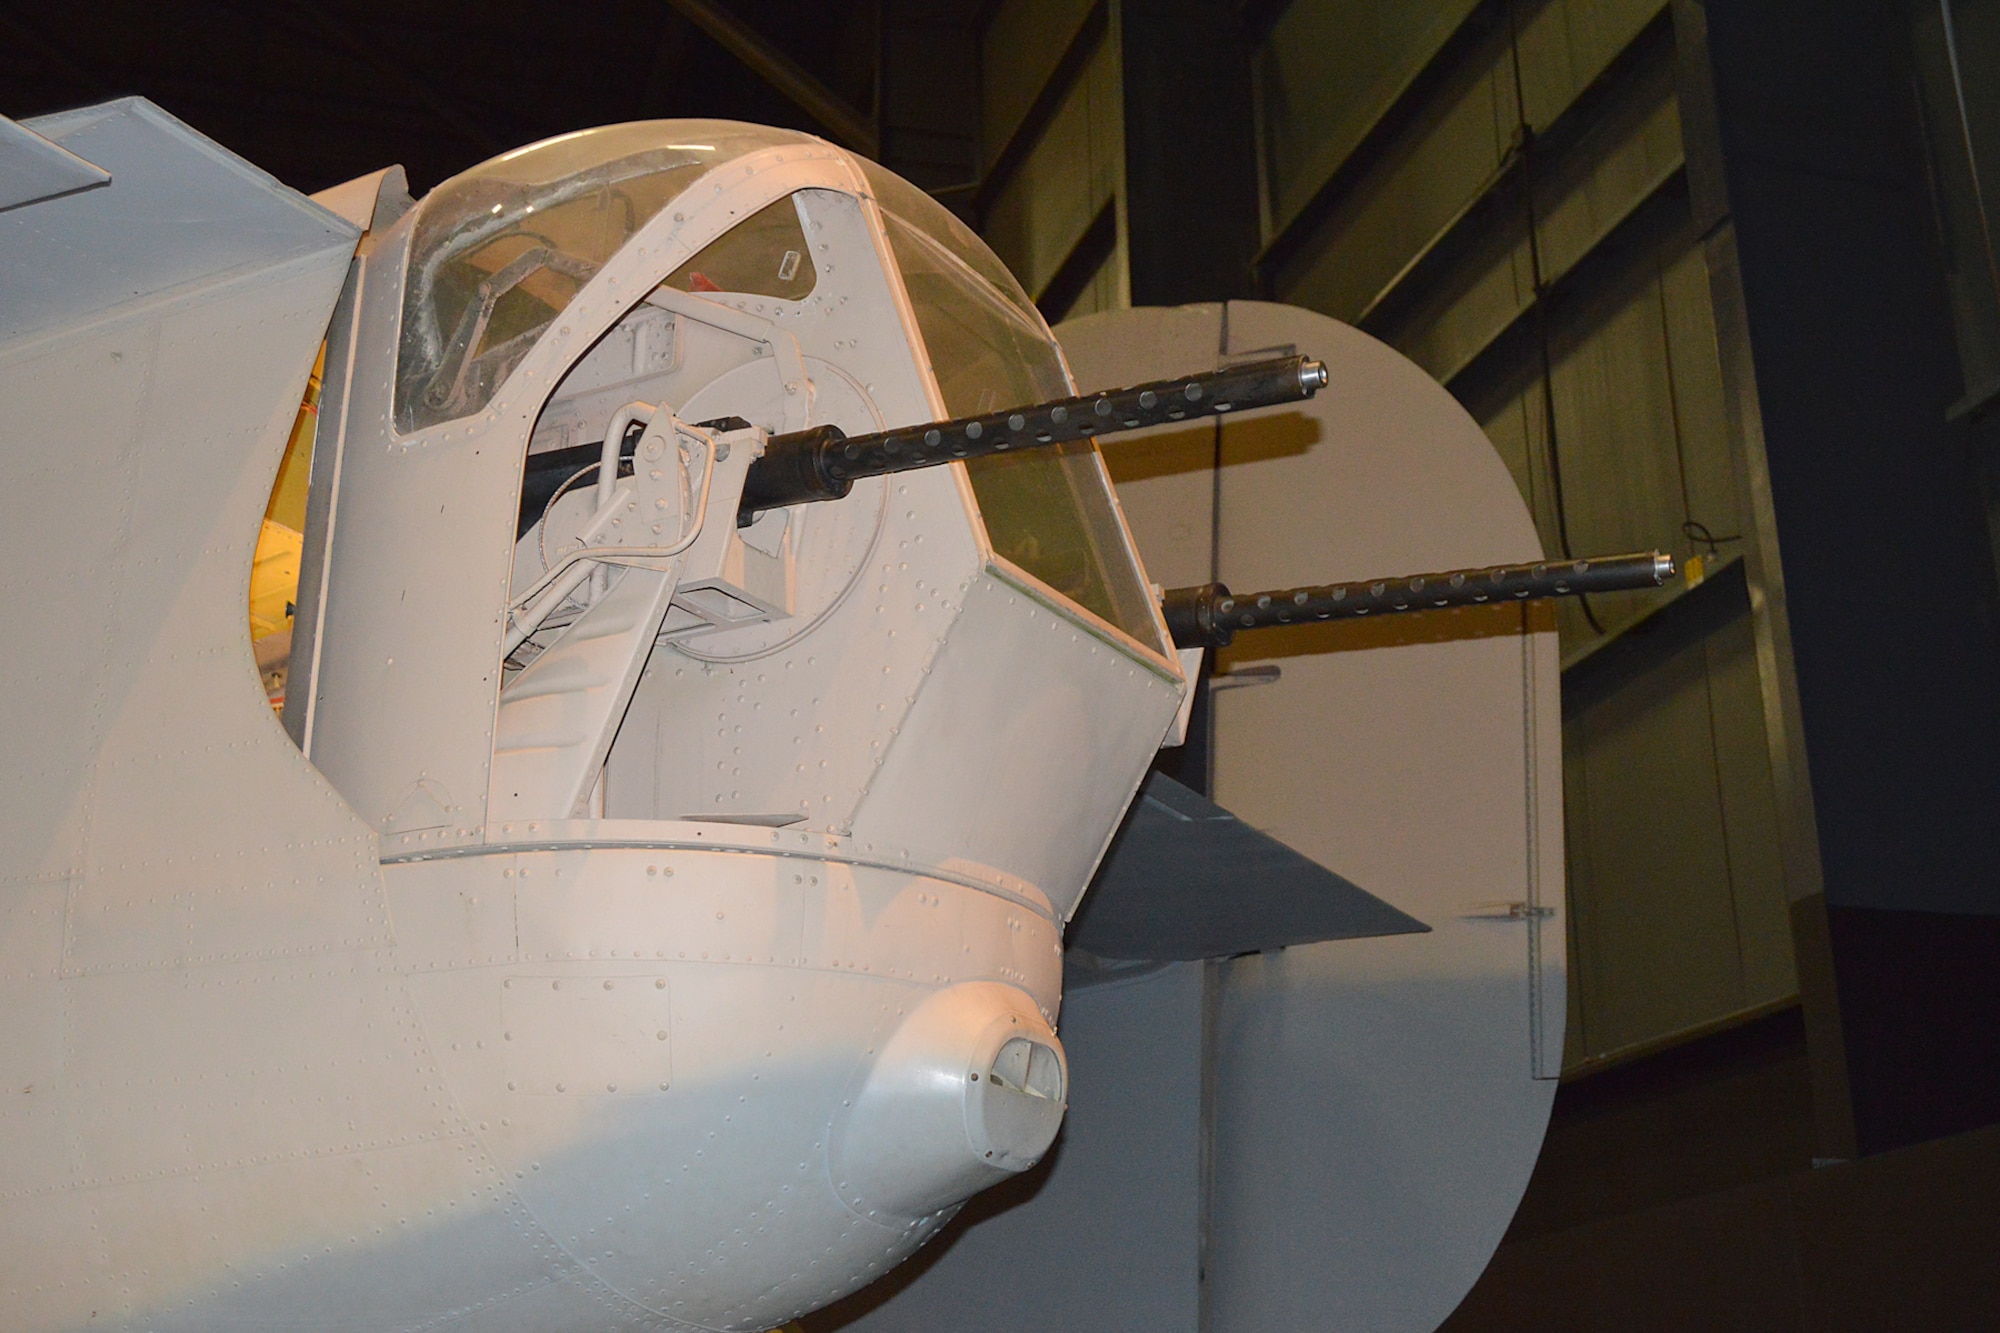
1255,0,1799,1071
968,0,1798,1075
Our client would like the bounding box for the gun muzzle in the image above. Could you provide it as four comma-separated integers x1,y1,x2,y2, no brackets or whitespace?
1162,551,1677,648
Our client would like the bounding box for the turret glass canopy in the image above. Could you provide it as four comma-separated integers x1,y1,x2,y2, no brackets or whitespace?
395,120,1162,653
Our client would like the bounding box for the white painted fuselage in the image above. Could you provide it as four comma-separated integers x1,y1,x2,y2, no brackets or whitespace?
0,103,1182,1331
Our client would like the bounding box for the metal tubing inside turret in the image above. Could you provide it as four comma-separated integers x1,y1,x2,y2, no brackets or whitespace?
736,354,1328,523
1162,551,1677,648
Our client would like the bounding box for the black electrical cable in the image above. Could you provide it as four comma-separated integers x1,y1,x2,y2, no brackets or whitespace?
1679,519,1743,554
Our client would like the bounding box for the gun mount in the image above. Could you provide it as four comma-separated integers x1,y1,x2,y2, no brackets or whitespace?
519,355,1329,533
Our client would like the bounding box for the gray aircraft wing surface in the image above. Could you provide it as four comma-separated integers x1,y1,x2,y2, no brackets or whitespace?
1070,770,1427,960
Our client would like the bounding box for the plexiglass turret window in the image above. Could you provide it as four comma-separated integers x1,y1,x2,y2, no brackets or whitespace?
663,193,818,299
395,121,819,434
863,164,1165,655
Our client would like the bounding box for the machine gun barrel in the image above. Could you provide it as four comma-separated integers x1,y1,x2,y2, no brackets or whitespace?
1162,551,1677,648
737,354,1328,523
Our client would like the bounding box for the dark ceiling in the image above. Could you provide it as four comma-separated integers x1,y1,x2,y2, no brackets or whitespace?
1,0,888,197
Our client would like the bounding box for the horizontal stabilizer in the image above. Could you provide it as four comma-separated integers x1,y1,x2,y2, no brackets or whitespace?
1069,772,1427,960
1,114,110,213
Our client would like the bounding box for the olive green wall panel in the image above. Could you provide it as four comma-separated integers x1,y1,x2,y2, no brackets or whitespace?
985,35,1124,302
982,0,1100,168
